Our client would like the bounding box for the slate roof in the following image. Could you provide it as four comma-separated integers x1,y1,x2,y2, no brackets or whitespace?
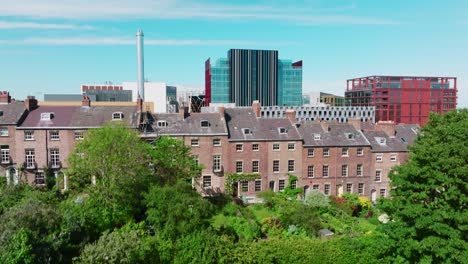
361,130,408,152
0,102,27,125
298,121,370,147
150,112,228,135
395,124,420,146
225,108,301,141
18,105,138,129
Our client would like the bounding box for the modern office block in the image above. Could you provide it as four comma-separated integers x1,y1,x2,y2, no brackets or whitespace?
345,76,457,125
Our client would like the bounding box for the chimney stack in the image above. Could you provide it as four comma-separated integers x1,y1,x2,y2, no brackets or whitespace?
285,109,296,123
376,121,396,137
218,106,225,118
136,30,145,101
0,91,11,105
137,95,143,113
320,120,330,132
24,96,38,111
252,100,261,118
179,105,188,119
82,96,91,107
347,118,361,131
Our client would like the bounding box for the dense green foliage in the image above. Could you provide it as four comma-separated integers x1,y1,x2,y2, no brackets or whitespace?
0,110,465,263
378,109,468,263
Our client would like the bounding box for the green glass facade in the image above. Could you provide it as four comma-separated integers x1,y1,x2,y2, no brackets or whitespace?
210,58,230,103
278,60,303,106
206,49,303,107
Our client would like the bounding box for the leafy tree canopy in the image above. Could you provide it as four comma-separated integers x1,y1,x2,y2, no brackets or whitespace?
379,109,468,263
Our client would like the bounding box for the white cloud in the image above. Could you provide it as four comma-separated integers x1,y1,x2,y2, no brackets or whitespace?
0,0,396,25
0,37,294,46
0,21,93,29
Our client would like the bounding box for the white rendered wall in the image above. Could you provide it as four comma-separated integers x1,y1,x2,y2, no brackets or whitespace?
123,81,167,113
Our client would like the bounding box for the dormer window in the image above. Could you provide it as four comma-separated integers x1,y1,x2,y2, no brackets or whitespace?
112,112,124,120
314,134,321,140
242,128,252,134
201,120,210,128
41,112,54,121
278,127,287,134
376,137,386,145
346,133,354,140
157,120,168,127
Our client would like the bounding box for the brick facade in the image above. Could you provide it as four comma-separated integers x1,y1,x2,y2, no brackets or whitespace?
2,95,418,200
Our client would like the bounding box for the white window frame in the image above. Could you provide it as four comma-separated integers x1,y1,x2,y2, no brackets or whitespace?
312,184,320,190
375,170,382,182
272,143,280,151
323,148,330,157
255,179,262,192
323,165,329,177
357,164,363,177
376,154,383,162
278,179,285,191
240,180,249,192
287,143,295,150
50,148,60,168
74,131,84,141
202,175,211,188
380,188,387,197
191,139,199,147
213,138,221,146
341,164,348,177
357,148,364,156
342,148,349,157
235,160,243,174
288,160,295,172
252,160,259,173
307,165,314,178
25,149,35,169
112,112,123,120
346,183,353,193
213,155,221,172
157,120,168,127
24,130,34,141
0,127,8,137
273,160,280,173
1,145,10,164
308,148,314,157
324,184,331,195
200,120,210,127
252,143,259,151
390,154,397,162
50,130,60,140
314,134,321,140
358,183,365,195
35,170,45,185
236,143,243,152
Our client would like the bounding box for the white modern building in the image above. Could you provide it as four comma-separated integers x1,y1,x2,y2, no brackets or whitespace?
261,105,375,123
123,81,168,113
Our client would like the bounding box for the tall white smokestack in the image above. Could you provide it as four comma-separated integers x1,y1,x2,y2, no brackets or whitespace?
136,29,145,100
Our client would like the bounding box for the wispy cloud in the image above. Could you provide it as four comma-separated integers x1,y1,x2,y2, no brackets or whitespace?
0,37,295,46
0,21,93,29
0,0,397,25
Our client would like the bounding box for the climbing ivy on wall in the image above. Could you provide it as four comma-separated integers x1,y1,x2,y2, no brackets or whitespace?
224,173,261,196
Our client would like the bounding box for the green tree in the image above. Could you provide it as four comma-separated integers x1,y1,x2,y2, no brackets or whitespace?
67,123,153,223
145,181,214,239
148,136,201,185
379,110,468,263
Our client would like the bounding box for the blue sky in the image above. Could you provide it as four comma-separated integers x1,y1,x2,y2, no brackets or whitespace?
0,0,467,107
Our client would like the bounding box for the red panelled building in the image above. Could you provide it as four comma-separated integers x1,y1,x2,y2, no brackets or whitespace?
345,76,457,126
